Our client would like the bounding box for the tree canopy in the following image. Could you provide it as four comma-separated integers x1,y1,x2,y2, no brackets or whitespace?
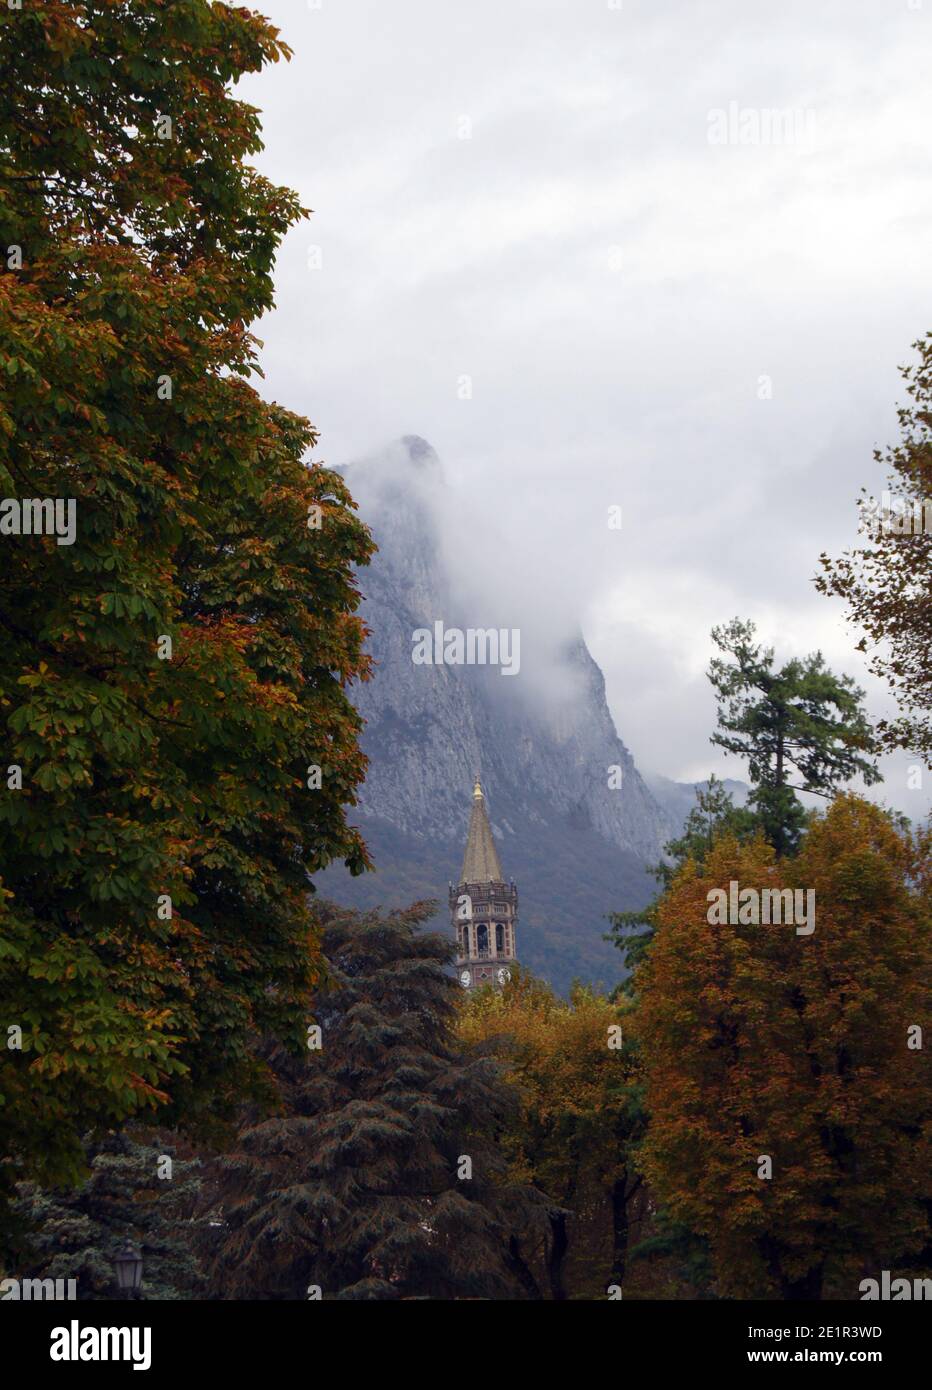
633,798,932,1299
709,618,879,855
0,0,374,1248
204,903,547,1300
817,332,932,759
458,971,641,1298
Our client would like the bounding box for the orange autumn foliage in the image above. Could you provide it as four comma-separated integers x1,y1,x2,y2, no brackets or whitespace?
634,797,932,1299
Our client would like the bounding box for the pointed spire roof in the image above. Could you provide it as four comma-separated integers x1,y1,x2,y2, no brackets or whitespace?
461,778,504,883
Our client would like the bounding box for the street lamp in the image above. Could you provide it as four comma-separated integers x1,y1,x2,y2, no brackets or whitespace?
114,1242,143,1299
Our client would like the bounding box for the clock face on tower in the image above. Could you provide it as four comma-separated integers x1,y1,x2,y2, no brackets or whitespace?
459,969,471,988
497,967,511,985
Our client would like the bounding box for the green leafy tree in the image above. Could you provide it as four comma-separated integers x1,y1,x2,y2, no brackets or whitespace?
0,0,374,1251
13,1130,203,1300
203,902,547,1300
816,333,932,758
708,618,880,855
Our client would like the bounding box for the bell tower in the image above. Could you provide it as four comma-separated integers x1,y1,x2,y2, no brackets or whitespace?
449,778,518,989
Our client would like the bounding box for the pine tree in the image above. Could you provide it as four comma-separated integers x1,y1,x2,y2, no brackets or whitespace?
708,618,880,855
203,903,547,1300
13,1130,203,1300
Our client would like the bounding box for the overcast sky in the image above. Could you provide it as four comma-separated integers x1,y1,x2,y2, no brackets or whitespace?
238,0,932,818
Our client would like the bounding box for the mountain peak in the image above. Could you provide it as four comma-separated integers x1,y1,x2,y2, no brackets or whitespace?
400,435,441,470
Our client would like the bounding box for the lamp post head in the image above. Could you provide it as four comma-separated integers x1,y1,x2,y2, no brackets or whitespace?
114,1242,143,1295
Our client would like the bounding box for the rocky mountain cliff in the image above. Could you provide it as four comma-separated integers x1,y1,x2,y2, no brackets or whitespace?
315,436,676,993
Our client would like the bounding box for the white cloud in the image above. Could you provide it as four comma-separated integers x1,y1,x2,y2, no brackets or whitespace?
239,0,932,818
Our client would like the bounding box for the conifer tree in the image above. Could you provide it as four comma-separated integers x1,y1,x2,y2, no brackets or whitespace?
204,903,547,1300
708,618,879,855
13,1130,203,1300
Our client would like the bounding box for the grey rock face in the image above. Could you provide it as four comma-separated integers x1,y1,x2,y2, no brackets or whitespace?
341,437,671,864
318,436,675,992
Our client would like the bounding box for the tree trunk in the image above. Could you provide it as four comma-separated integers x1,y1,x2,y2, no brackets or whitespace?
609,1174,630,1290
547,1209,569,1301
506,1235,542,1300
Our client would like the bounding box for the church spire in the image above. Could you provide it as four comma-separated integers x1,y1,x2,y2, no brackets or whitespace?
451,778,518,990
461,777,504,883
